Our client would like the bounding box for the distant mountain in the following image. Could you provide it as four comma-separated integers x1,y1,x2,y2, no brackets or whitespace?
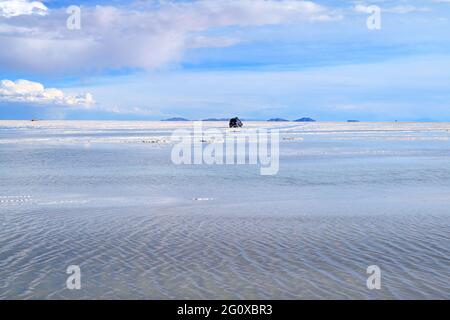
202,118,229,121
294,117,316,122
268,118,289,122
162,117,190,121
347,120,360,123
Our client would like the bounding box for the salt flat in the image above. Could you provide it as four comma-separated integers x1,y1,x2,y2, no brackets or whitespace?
0,121,449,299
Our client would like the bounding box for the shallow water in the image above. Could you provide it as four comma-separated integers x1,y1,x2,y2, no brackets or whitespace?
0,121,449,299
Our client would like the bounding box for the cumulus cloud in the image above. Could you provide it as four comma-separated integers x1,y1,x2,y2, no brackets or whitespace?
0,79,95,107
0,0,47,18
0,0,340,74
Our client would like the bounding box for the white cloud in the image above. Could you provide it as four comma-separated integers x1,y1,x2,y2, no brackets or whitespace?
0,79,95,107
354,4,431,14
385,5,431,14
0,0,47,18
353,4,373,14
0,0,340,74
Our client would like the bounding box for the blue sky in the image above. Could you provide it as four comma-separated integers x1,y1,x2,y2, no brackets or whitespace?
0,0,450,121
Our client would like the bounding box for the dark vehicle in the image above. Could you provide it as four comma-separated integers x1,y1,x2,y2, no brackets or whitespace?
229,117,243,128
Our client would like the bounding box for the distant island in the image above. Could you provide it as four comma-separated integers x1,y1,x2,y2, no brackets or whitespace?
202,118,229,121
294,117,316,122
268,118,289,122
160,117,318,122
161,117,190,121
347,120,360,123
